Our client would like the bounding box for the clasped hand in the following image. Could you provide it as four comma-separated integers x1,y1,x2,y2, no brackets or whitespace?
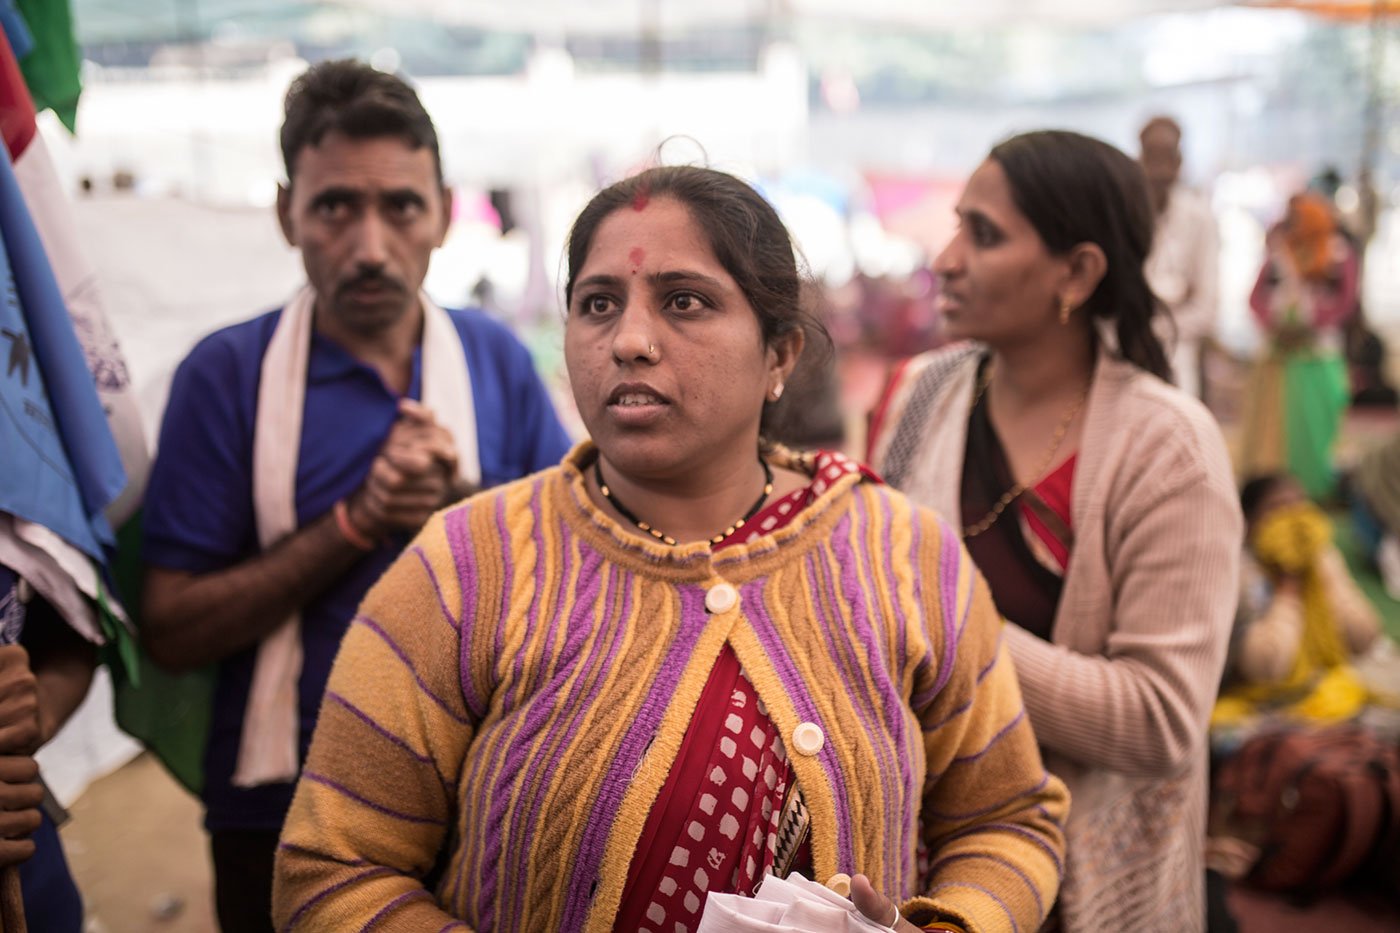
346,399,470,539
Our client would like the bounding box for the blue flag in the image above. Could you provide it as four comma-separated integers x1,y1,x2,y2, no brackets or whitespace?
0,1,32,63
0,140,124,559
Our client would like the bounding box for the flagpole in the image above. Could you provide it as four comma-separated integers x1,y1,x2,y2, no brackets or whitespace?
0,865,26,931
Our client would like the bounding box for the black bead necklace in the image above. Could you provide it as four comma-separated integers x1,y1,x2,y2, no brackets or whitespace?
594,457,774,546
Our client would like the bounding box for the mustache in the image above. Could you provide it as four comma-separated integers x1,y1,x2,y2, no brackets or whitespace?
337,271,406,296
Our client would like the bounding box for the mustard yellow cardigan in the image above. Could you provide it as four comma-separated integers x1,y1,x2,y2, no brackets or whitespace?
274,444,1068,932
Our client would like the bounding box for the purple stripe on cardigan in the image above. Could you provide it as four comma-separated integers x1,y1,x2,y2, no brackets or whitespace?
561,567,670,930
281,865,394,931
883,493,911,674
481,540,613,918
852,497,920,891
490,493,515,668
276,841,369,866
741,572,857,871
326,692,453,793
949,709,1026,766
927,881,1020,933
878,492,923,889
931,526,964,696
906,511,935,710
975,629,1005,685
923,773,1050,822
918,631,1004,732
816,512,907,893
500,482,575,717
941,821,1064,878
929,850,1044,918
356,617,472,726
365,888,431,930
911,521,963,711
493,554,631,930
450,488,555,913
922,696,973,733
513,480,550,695
438,923,467,932
413,544,460,632
445,506,487,719
303,771,446,826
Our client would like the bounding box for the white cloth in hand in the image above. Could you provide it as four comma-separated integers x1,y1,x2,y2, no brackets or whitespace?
696,873,894,933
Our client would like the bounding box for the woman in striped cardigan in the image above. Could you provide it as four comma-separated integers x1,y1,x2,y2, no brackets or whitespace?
273,165,1068,932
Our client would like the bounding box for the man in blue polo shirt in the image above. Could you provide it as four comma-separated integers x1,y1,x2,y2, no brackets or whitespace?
140,59,570,932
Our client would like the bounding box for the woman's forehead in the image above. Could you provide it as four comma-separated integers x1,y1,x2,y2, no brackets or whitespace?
959,160,1018,215
585,198,722,268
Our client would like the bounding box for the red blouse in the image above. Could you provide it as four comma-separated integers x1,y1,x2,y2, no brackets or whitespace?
613,452,873,933
1020,454,1076,572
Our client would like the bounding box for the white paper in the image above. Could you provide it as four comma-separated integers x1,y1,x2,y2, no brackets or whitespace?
696,873,894,933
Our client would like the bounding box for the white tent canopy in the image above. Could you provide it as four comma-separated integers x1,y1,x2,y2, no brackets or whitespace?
340,0,1233,33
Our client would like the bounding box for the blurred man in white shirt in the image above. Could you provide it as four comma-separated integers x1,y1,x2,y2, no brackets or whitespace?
1140,116,1219,400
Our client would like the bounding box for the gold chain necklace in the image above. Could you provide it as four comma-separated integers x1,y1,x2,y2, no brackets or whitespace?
595,458,774,547
962,364,1090,540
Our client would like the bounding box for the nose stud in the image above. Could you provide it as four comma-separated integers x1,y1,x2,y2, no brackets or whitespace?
647,343,657,361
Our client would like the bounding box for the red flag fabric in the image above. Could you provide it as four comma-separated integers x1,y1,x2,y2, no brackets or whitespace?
0,32,36,158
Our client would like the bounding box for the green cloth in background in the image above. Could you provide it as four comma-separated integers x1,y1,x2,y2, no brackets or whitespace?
1283,352,1349,501
106,511,213,796
15,0,81,132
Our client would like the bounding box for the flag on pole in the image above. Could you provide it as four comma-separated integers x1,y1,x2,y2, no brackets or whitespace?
13,0,80,133
1,52,148,524
0,1,33,63
0,150,120,559
0,33,124,562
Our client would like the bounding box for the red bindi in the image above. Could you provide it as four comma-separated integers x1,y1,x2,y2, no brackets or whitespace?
628,247,645,271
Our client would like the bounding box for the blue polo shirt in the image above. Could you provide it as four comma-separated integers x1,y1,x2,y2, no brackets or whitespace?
142,305,571,832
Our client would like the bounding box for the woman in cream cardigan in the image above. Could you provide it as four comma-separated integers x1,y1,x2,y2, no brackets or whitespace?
870,131,1241,932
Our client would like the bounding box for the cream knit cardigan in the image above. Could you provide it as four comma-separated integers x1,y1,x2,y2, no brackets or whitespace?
871,345,1241,933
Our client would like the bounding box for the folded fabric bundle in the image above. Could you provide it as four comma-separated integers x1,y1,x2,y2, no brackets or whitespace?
697,873,894,932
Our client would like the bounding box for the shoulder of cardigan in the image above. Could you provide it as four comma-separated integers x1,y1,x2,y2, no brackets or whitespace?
1072,350,1228,521
546,439,883,584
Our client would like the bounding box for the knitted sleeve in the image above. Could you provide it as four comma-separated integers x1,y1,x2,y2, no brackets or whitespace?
1004,420,1241,777
901,514,1069,933
273,510,477,931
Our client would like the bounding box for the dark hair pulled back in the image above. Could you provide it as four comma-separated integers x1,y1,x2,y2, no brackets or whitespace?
990,130,1172,381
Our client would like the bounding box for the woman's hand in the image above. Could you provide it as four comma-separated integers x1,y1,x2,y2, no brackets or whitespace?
849,873,926,932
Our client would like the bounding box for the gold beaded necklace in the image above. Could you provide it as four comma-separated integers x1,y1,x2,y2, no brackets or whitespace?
595,458,774,547
962,363,1090,540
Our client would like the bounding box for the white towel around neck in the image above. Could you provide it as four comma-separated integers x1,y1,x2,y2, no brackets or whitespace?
232,285,479,787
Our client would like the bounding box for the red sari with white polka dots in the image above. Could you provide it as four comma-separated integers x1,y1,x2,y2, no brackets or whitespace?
613,451,877,933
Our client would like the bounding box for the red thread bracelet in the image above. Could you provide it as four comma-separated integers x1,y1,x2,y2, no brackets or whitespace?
334,499,376,551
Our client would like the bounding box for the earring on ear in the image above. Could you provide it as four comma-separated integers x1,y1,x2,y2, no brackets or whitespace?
1059,297,1075,326
770,382,785,402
